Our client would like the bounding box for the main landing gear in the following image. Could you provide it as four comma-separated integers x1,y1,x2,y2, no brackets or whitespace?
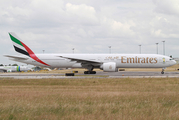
84,71,96,74
161,68,165,74
84,65,96,74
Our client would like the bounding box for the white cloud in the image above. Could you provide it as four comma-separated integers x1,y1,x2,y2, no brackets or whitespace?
153,0,179,15
150,15,179,39
1,0,179,65
110,20,135,37
66,3,99,25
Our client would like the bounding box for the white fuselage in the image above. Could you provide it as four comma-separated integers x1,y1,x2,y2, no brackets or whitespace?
10,54,176,69
7,32,176,72
0,66,30,72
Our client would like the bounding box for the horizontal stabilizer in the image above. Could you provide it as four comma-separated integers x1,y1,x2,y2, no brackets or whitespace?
4,55,29,60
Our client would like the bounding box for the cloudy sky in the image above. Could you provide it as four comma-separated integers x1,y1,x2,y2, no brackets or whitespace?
1,0,179,65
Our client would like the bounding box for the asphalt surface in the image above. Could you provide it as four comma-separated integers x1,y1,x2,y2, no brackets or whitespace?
0,71,179,79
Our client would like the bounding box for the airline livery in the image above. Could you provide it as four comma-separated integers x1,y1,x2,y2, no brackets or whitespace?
4,32,176,74
0,66,31,72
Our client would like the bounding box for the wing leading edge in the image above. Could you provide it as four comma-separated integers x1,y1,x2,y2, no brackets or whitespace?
58,56,102,64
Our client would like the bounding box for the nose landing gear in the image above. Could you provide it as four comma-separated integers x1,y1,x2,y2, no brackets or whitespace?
161,68,165,74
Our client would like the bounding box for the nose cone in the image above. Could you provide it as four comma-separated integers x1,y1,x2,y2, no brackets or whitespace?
171,60,177,66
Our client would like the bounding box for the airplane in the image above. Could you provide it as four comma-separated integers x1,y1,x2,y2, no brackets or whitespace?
0,66,31,72
4,32,176,74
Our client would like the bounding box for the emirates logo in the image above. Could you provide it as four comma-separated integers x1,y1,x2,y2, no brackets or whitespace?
109,65,112,69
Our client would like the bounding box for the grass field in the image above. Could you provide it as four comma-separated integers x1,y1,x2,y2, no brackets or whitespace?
0,77,179,120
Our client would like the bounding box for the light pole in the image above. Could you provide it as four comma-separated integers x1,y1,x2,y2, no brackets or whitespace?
109,46,111,54
162,41,165,55
43,50,45,54
156,43,158,54
72,48,75,54
139,45,141,54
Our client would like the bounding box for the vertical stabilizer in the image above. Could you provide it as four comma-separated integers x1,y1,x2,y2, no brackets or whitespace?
8,32,49,66
9,32,33,57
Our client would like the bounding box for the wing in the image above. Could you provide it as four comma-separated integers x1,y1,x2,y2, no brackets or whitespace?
4,55,29,60
59,56,102,65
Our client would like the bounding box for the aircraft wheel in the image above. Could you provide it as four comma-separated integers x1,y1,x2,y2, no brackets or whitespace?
161,71,164,74
65,73,74,76
91,71,96,74
84,71,88,74
84,71,96,74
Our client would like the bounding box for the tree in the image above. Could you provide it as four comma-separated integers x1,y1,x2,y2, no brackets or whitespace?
12,64,18,66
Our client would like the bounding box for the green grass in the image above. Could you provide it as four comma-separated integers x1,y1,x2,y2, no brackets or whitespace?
0,78,179,119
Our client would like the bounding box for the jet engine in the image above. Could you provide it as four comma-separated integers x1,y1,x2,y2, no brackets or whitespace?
100,62,118,72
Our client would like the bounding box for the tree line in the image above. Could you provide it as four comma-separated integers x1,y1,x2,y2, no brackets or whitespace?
0,64,18,66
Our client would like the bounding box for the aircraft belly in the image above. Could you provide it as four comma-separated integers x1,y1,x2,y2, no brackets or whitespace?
45,59,76,68
72,63,82,68
117,63,164,68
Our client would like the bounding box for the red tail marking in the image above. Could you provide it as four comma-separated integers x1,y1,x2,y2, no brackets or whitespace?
21,42,50,66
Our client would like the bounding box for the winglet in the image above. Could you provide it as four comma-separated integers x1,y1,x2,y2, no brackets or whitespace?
8,32,50,66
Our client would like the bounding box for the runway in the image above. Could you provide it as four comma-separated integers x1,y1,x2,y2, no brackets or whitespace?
1,71,179,79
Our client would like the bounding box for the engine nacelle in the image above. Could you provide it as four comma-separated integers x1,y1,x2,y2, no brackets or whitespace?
100,62,118,72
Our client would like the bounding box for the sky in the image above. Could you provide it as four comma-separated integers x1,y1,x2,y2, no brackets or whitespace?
1,0,179,65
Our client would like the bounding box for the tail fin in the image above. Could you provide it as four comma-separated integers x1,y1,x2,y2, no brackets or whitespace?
8,32,49,66
9,32,34,57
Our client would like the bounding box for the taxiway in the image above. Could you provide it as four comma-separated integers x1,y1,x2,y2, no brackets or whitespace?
0,71,179,79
